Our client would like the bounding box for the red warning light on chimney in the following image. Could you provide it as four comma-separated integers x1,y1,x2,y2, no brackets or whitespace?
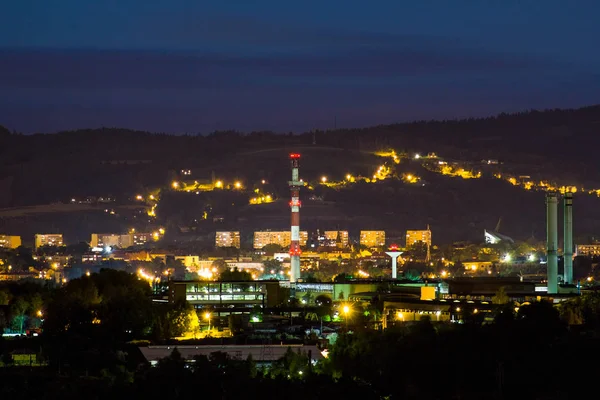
389,244,399,250
289,153,301,159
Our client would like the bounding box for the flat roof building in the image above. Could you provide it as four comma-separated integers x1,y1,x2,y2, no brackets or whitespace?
321,231,349,248
360,231,386,248
406,229,431,248
576,244,600,256
91,233,134,249
34,234,63,250
215,231,241,249
253,230,308,249
169,280,281,313
139,344,323,367
0,235,21,249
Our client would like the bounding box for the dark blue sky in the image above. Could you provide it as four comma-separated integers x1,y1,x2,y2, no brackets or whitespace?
1,0,599,134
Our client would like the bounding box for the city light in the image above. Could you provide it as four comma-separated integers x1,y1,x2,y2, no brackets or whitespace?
136,194,143,200
172,181,179,189
234,181,242,189
502,254,512,262
159,228,165,235
321,176,327,183
215,180,223,188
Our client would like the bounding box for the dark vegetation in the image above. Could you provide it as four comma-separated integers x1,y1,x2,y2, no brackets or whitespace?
3,268,600,398
1,105,600,244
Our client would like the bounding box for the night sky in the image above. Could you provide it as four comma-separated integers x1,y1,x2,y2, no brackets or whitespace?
1,0,599,134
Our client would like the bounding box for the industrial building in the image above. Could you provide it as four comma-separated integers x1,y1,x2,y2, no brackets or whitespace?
139,344,323,367
215,231,241,249
484,229,514,244
406,228,432,247
34,234,63,249
0,235,21,249
253,230,308,249
360,231,386,248
169,280,281,313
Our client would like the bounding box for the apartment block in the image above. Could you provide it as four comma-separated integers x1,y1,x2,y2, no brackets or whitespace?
34,234,63,250
215,231,241,249
0,235,21,249
253,230,308,249
360,231,386,248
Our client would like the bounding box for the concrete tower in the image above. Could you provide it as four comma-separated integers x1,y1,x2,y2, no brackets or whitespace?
385,244,403,279
546,192,559,293
563,191,573,284
288,153,302,285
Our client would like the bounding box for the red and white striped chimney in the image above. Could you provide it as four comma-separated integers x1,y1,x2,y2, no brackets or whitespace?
289,153,302,283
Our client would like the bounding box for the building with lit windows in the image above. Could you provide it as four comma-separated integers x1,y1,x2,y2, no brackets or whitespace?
253,230,308,249
321,230,349,248
0,235,21,249
406,229,432,248
576,244,600,256
360,231,386,248
215,231,241,248
90,233,134,249
168,280,282,314
132,232,153,246
34,234,63,250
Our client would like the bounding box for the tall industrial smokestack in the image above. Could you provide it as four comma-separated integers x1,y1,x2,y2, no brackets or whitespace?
288,153,302,286
546,192,559,293
563,191,573,284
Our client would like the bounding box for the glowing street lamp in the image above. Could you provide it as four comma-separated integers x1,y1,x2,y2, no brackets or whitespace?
321,176,327,183
215,180,223,188
171,181,179,189
342,304,350,328
234,181,242,189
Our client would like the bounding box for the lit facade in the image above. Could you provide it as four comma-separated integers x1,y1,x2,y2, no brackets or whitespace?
169,280,279,312
360,231,386,248
215,231,241,248
34,234,63,249
0,235,21,249
90,233,134,249
406,229,432,247
132,232,152,246
322,231,349,248
576,244,600,256
253,231,308,249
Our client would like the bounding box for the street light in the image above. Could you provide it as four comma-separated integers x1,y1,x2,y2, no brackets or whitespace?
342,305,350,329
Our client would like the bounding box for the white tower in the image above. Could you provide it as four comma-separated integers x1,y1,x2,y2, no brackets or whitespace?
386,245,403,279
